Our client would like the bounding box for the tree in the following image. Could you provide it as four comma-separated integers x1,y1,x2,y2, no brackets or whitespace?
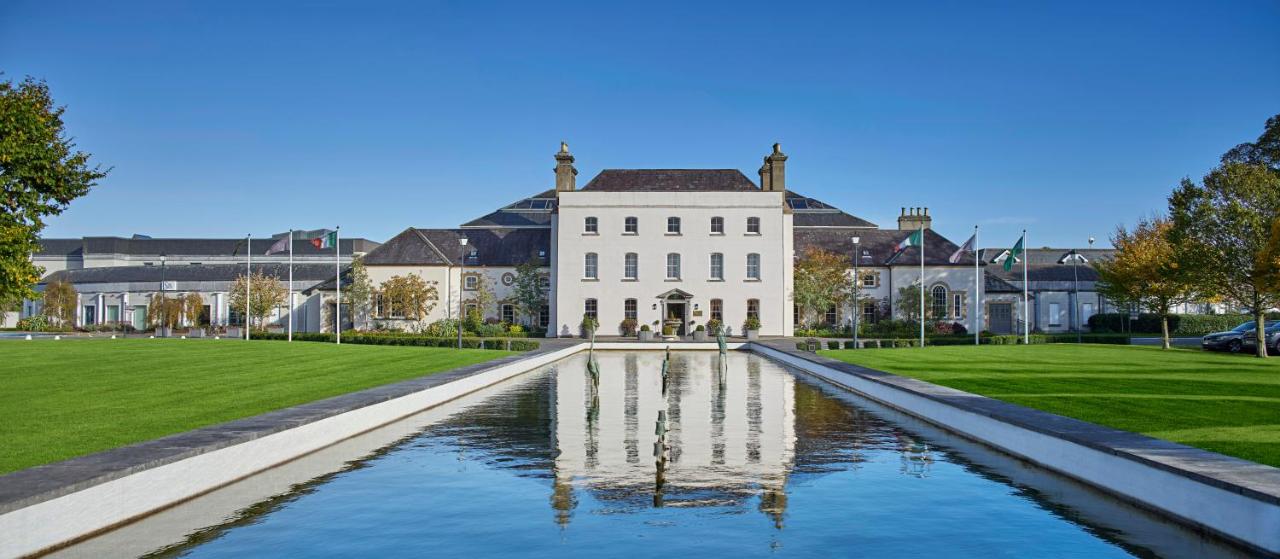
229,272,287,330
465,273,496,320
1169,162,1280,357
41,279,76,326
1221,113,1280,171
793,247,852,329
344,256,373,330
511,259,545,327
1094,217,1195,349
895,283,928,323
380,273,438,323
147,293,183,330
183,292,204,329
1,77,107,305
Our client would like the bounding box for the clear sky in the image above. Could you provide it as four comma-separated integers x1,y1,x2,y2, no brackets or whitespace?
3,0,1277,249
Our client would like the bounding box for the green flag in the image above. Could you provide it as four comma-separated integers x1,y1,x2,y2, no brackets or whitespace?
895,230,922,252
1003,235,1024,271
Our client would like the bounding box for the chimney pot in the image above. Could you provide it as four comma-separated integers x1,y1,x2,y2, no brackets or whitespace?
555,142,577,192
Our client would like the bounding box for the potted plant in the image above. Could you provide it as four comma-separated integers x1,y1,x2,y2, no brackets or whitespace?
706,318,722,336
743,316,761,340
620,318,637,337
639,323,653,341
662,324,675,338
693,324,707,341
580,313,598,338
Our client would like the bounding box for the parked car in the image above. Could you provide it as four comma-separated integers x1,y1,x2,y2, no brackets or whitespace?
1201,320,1279,353
1241,322,1280,355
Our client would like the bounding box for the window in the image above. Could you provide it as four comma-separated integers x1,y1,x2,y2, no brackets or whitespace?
709,253,724,280
624,298,637,320
825,306,838,326
861,273,876,287
388,292,405,318
794,303,801,327
539,275,551,291
501,304,515,324
747,299,760,320
464,302,478,316
373,292,385,318
711,299,723,321
624,216,638,234
666,253,681,279
931,286,948,318
746,253,760,280
953,293,963,319
746,217,760,234
1082,303,1094,322
862,301,878,324
584,216,598,234
464,275,478,290
584,252,598,279
710,216,724,234
624,253,638,280
667,217,681,234
1049,302,1062,326
539,304,550,328
585,298,598,321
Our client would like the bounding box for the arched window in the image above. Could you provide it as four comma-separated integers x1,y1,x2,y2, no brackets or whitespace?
624,216,638,234
931,285,948,318
624,253,638,279
709,253,724,280
710,216,724,234
746,253,761,280
666,253,681,279
584,253,598,279
584,216,598,234
746,217,761,234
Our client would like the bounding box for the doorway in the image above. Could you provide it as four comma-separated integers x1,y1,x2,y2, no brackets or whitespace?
665,302,687,336
989,303,1013,334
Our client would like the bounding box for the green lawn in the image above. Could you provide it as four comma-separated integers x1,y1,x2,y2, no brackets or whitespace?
0,339,512,474
820,344,1280,468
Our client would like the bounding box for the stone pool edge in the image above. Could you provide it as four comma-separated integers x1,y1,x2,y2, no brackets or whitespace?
747,340,1280,556
0,341,589,559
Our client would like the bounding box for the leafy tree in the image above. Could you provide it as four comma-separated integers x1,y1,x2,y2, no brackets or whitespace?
793,247,851,328
1169,163,1280,357
1221,113,1280,171
41,278,76,326
379,273,438,322
1094,217,1195,349
465,273,496,321
147,293,183,329
183,292,205,328
344,256,373,329
1,77,107,305
894,283,930,323
229,272,287,330
511,259,545,326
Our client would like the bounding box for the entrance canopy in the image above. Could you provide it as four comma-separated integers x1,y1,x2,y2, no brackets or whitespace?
655,288,694,301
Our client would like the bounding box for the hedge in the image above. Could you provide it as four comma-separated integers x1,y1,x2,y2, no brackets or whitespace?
1087,313,1280,336
251,332,539,351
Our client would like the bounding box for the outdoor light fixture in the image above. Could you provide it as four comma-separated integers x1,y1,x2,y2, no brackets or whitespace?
851,237,861,348
458,236,468,350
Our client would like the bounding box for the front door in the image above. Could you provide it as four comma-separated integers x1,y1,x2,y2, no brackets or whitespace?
133,306,147,330
666,302,687,335
989,303,1013,334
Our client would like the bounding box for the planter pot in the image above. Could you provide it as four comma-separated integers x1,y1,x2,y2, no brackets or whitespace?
226,327,242,338
693,331,707,341
156,327,172,338
189,329,206,338
745,329,760,341
639,331,654,342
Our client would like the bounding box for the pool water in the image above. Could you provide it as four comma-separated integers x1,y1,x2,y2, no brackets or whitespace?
58,351,1245,558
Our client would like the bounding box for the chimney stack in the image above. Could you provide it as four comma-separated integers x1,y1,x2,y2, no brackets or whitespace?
897,207,932,230
555,141,577,192
762,143,787,191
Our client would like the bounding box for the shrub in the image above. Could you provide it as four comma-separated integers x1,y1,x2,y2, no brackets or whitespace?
826,340,841,350
640,324,651,332
507,323,525,335
474,323,506,337
15,315,49,331
581,313,598,334
508,340,540,351
743,316,761,331
706,319,722,333
662,325,675,336
1088,312,1253,336
620,318,638,336
695,324,705,332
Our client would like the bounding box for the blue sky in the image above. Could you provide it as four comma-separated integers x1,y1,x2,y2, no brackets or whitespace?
3,1,1277,248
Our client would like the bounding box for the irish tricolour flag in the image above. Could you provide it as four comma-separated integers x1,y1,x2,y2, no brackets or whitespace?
895,229,922,252
311,230,337,250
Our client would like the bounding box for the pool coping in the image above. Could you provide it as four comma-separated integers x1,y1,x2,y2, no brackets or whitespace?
747,340,1280,555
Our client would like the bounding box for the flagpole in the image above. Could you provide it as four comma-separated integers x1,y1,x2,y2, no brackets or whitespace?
246,234,251,341
335,226,341,345
1022,229,1029,345
288,229,293,343
974,225,980,346
919,223,925,348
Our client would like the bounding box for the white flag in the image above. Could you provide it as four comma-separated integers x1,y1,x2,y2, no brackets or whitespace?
949,233,976,263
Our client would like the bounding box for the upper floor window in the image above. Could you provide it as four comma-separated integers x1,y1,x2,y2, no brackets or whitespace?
584,216,598,234
931,285,948,318
624,216,638,234
746,217,761,234
584,252,598,279
709,253,724,280
666,253,681,279
667,217,681,235
464,275,478,290
624,252,638,280
746,253,761,280
861,273,876,287
710,216,724,235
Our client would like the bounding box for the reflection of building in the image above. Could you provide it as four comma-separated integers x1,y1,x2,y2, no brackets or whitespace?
551,352,795,525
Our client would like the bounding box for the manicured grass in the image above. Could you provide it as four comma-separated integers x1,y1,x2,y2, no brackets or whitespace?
820,344,1280,468
0,339,513,474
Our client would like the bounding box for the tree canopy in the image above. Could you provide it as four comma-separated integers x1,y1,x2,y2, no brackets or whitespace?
1094,217,1195,349
229,272,287,330
511,259,546,327
793,247,851,328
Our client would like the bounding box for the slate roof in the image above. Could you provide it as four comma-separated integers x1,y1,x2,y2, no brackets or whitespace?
581,169,760,192
42,263,342,284
39,236,379,257
362,227,550,268
987,264,1101,283
980,247,1114,266
460,189,556,228
984,272,1023,293
34,239,84,257
793,227,977,266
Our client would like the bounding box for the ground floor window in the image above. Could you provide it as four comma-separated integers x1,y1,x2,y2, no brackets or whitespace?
373,293,384,318
793,303,801,326
501,303,515,324
825,305,837,326
585,298,598,321
538,304,550,329
1049,302,1061,326
862,301,877,324
710,299,722,322
624,298,637,320
746,299,759,320
83,305,96,325
931,286,948,319
464,303,478,317
953,293,962,319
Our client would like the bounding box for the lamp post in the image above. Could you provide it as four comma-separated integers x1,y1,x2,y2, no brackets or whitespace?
1070,247,1080,344
458,236,468,349
159,253,167,336
851,236,860,349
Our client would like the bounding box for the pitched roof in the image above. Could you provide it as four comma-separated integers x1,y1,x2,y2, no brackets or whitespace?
980,247,1114,265
793,227,976,266
42,263,342,284
786,191,877,228
40,236,378,258
987,263,1101,283
581,169,760,192
34,239,84,256
984,271,1023,293
363,227,551,268
361,228,452,266
460,189,556,229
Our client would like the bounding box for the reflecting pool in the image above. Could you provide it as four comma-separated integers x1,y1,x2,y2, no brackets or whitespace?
55,351,1246,558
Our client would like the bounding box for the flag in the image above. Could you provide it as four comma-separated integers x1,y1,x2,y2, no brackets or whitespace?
949,233,975,263
895,230,922,252
265,237,289,255
1003,235,1024,272
311,230,337,250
